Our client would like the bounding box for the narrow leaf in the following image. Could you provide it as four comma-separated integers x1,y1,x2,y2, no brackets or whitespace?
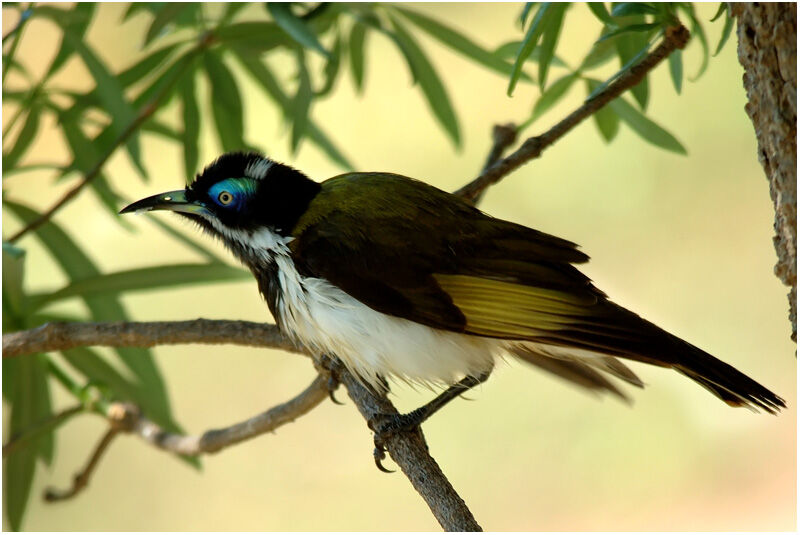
710,3,727,22
203,52,245,153
596,22,661,43
32,263,249,309
610,3,659,17
587,3,614,25
349,21,367,92
2,105,40,172
316,31,342,97
519,2,535,28
145,3,191,45
494,41,567,68
537,3,568,90
579,34,617,71
508,3,552,96
5,355,51,530
609,97,687,154
290,51,313,153
395,6,525,79
614,17,653,109
713,13,734,56
267,3,330,58
389,15,461,147
530,73,578,122
668,49,682,94
179,66,200,178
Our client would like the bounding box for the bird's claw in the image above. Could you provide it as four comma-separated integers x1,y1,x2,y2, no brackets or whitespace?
326,374,344,405
367,412,422,473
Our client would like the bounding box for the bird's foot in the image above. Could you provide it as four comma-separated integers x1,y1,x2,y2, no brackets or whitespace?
315,355,344,405
367,410,425,473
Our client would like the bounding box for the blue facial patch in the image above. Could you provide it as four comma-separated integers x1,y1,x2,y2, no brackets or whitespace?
208,178,257,210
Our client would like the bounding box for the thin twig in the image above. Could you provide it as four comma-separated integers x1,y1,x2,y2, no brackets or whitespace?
470,123,518,205
455,25,691,202
333,359,482,532
2,319,300,359
43,428,120,502
2,404,85,458
123,373,331,455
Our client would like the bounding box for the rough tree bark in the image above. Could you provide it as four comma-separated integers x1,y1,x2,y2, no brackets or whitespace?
731,2,797,342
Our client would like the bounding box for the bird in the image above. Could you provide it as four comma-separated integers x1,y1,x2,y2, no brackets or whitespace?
121,151,784,460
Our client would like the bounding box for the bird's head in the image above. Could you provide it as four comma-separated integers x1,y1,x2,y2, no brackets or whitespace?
120,152,321,247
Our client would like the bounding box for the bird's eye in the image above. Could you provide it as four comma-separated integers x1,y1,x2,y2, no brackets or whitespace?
218,191,234,205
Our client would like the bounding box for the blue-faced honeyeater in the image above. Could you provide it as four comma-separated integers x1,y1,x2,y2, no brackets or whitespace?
121,152,785,456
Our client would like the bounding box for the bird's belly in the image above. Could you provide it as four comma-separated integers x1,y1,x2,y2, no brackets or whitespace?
273,259,497,388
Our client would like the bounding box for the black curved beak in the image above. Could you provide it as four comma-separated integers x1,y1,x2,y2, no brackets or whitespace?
119,190,209,216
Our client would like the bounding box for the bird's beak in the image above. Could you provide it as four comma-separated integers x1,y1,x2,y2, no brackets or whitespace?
119,190,209,216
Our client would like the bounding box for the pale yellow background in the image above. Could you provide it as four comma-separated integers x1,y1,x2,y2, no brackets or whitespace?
2,3,796,531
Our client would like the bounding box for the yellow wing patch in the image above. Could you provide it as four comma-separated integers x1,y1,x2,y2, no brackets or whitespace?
433,274,591,339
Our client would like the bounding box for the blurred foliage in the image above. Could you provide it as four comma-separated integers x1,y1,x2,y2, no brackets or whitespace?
1,2,732,529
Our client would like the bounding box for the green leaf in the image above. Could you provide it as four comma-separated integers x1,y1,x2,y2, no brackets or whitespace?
596,22,661,43
232,49,353,169
494,41,568,69
609,96,686,154
388,15,461,147
3,200,179,433
145,3,192,45
394,6,525,80
142,119,182,141
266,2,330,58
680,4,709,80
713,12,734,56
290,51,313,153
586,79,619,142
203,52,245,153
586,37,652,101
3,242,27,318
614,17,653,109
586,3,614,25
668,49,682,94
118,43,179,88
31,263,249,309
519,2,535,28
536,3,568,90
610,3,659,17
2,105,40,173
578,33,618,71
316,31,342,97
349,21,367,92
214,21,289,54
710,3,727,22
5,354,51,531
179,67,200,178
530,73,578,123
507,3,552,96
43,3,95,80
62,31,143,177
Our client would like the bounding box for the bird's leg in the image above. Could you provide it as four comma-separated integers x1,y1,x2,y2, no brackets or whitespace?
369,371,491,472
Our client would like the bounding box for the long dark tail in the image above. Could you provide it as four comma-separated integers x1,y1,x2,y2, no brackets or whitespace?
531,302,786,413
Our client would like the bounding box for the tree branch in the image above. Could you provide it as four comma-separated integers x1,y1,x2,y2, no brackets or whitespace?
119,373,331,455
2,319,300,359
455,25,691,202
2,403,85,458
44,427,120,502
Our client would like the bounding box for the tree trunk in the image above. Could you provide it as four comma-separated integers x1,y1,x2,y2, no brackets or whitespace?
730,3,797,342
